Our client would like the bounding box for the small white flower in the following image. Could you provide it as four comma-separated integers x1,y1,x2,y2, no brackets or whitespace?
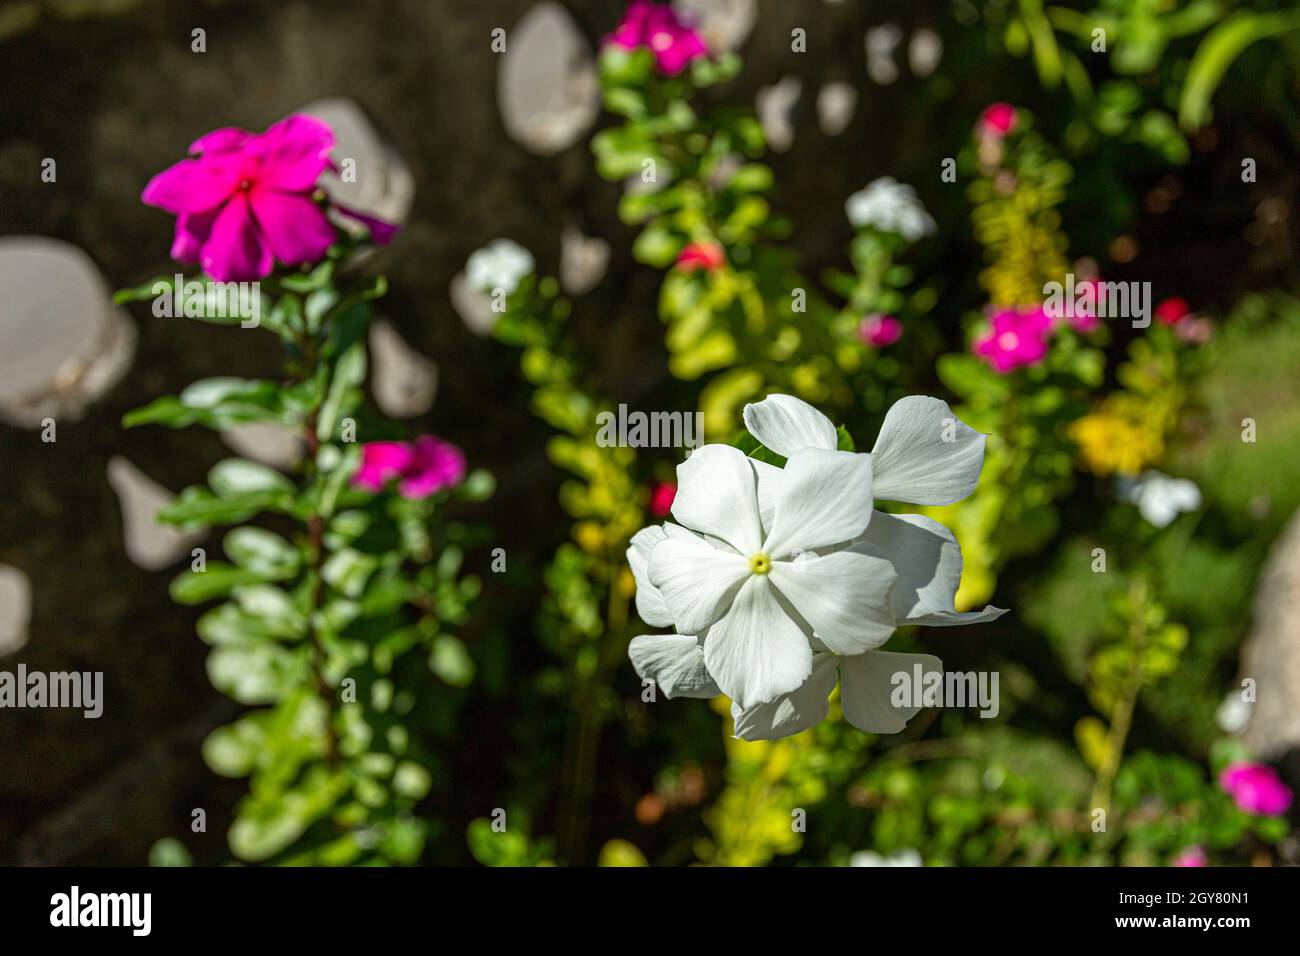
1216,693,1252,735
1117,470,1202,528
465,238,534,295
844,177,935,241
850,848,923,867
627,393,1006,734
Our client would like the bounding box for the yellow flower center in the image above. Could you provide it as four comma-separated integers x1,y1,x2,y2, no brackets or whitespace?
749,553,772,575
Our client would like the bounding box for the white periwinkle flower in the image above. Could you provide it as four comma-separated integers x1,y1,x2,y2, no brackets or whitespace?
465,238,535,295
850,848,923,867
844,177,935,241
1117,470,1202,528
1215,692,1252,735
627,393,1006,739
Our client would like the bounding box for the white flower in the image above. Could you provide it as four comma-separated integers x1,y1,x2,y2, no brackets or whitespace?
626,393,1006,736
844,177,935,241
465,238,534,295
1117,470,1201,528
1216,693,1252,735
850,848,923,867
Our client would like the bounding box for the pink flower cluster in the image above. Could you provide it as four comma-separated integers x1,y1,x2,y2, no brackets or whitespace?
978,103,1017,140
353,435,466,499
859,313,902,348
1219,761,1293,816
142,115,396,282
675,240,725,272
605,1,708,76
972,304,1053,373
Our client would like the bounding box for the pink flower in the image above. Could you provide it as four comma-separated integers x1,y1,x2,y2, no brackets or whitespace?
1171,846,1208,868
972,305,1053,373
353,435,466,499
675,240,725,272
978,103,1017,139
859,313,902,347
1175,315,1213,345
605,1,708,76
142,115,395,282
649,480,676,518
1219,761,1293,816
1155,297,1191,326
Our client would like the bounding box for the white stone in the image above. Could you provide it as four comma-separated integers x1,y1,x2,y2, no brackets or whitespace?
560,224,609,296
498,3,599,155
909,28,943,77
299,97,414,230
674,0,756,54
106,456,205,571
369,318,438,419
0,237,136,427
0,565,31,657
865,24,903,85
221,423,305,470
817,82,857,136
757,75,801,153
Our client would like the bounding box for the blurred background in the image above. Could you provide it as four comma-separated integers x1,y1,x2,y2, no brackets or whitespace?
3,0,1300,866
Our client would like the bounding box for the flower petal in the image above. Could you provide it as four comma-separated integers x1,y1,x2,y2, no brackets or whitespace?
769,550,896,654
763,448,874,558
648,534,749,634
742,394,838,458
170,208,219,263
189,127,253,155
840,650,942,734
849,511,1006,626
628,633,719,699
730,653,838,740
257,114,336,192
249,188,337,265
141,156,241,214
752,458,781,537
871,396,985,505
627,526,675,628
200,192,272,281
702,575,813,708
671,444,763,554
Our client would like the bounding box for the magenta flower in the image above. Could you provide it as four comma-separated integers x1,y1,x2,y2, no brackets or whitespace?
649,480,676,518
605,1,708,76
353,435,466,499
675,240,725,272
859,313,903,348
1171,846,1207,868
978,103,1017,139
1219,761,1294,816
972,305,1053,373
142,114,395,282
1155,296,1191,326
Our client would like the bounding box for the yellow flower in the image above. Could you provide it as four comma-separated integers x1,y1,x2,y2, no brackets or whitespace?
1069,405,1164,476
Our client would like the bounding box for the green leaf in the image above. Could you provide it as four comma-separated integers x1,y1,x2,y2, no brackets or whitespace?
317,341,367,443
321,548,378,599
208,458,295,497
207,641,306,705
234,584,307,636
224,527,301,578
158,486,288,528
170,564,268,605
1179,12,1300,130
